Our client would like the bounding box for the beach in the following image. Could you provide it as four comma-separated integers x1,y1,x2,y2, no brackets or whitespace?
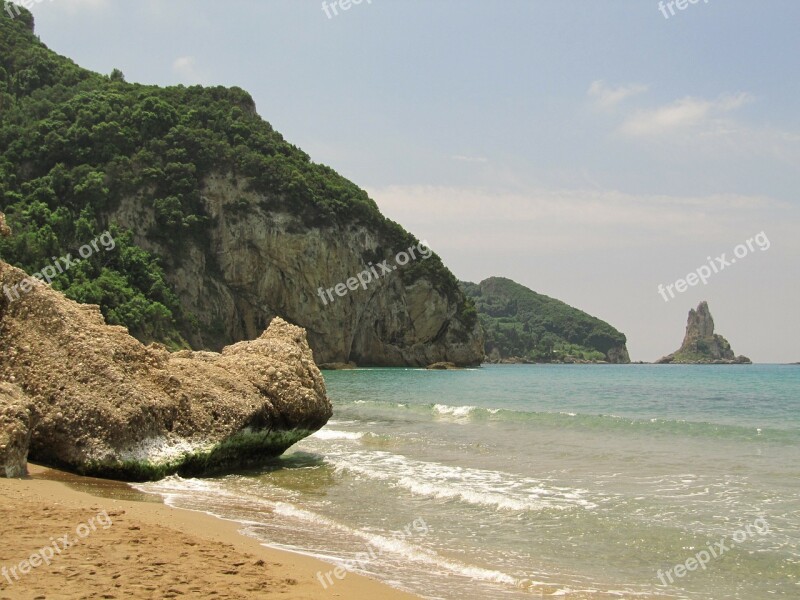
2,366,797,600
0,464,421,600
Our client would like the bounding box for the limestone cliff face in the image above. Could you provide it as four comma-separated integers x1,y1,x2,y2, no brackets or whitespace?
0,260,331,480
657,301,751,364
606,346,631,364
109,174,483,367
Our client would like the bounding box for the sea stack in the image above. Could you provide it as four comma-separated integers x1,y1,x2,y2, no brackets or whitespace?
656,301,751,364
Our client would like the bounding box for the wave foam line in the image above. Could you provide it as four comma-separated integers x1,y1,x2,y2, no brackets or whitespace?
329,451,598,512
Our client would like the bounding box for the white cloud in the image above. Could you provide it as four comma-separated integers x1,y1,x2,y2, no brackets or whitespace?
588,80,648,110
172,56,207,85
620,92,753,137
368,184,785,255
611,91,800,165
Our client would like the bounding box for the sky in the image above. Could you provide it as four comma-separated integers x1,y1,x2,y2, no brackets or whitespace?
14,0,800,362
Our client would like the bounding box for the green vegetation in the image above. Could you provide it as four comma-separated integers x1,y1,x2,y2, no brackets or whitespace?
460,277,628,363
0,4,475,347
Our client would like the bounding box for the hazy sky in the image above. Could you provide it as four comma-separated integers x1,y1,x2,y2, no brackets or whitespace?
17,0,800,362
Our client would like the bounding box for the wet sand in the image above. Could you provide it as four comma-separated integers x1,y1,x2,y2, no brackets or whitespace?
0,464,422,600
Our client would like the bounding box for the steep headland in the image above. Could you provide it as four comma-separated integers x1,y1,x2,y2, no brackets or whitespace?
461,277,630,363
0,5,482,367
656,301,751,364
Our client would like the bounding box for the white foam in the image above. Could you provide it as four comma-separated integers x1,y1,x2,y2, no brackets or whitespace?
271,505,524,587
396,477,550,511
312,429,365,441
432,404,503,418
326,450,597,512
433,404,477,417
135,471,539,593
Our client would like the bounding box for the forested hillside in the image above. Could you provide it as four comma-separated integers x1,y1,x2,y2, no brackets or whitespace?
461,277,629,363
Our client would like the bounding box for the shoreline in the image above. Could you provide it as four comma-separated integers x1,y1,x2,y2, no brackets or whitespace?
0,464,422,600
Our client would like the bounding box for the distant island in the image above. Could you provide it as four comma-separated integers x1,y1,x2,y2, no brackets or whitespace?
460,277,630,364
657,301,751,364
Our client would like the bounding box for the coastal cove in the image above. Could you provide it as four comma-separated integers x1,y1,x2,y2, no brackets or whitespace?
1,2,798,599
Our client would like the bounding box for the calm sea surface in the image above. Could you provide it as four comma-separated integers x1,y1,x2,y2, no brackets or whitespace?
137,365,800,599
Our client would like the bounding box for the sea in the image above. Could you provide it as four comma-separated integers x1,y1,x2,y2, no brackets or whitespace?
136,364,800,600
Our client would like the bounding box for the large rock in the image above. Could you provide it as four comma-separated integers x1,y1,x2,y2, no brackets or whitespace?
0,218,30,477
0,260,332,480
656,301,751,364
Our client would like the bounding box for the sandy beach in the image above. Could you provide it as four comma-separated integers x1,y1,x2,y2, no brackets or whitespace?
0,465,422,600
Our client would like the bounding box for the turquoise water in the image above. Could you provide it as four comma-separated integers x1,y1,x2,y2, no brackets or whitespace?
138,365,800,599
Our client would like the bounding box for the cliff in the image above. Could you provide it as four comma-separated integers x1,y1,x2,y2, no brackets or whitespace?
461,278,630,364
0,5,483,367
656,301,751,364
110,175,484,367
0,256,332,481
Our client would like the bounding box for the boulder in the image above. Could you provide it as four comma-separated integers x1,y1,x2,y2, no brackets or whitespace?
0,260,331,481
